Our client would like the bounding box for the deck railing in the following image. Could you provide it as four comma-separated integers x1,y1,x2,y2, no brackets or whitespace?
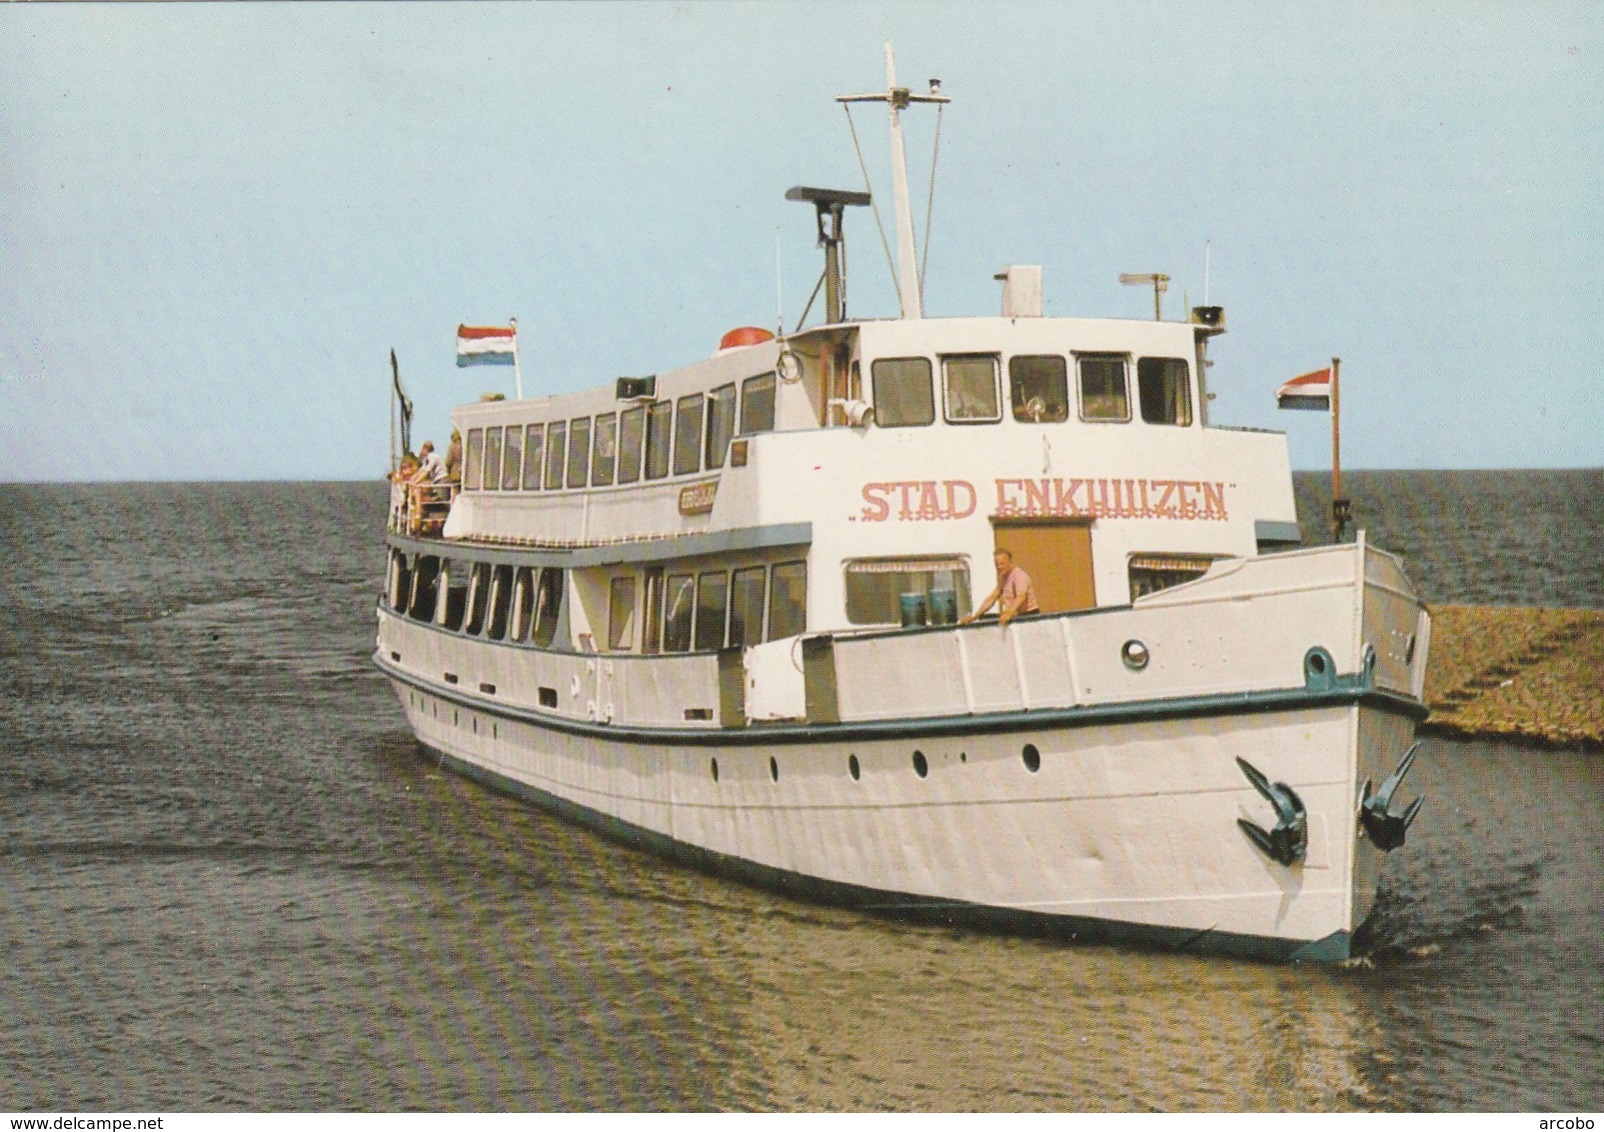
389,480,457,538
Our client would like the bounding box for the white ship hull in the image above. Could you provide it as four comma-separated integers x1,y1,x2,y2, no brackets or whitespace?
376,537,1429,962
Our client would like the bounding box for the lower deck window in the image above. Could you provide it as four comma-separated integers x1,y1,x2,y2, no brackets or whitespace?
728,565,766,647
695,570,728,651
608,576,636,650
662,573,695,652
1129,554,1214,599
768,561,807,639
844,558,971,625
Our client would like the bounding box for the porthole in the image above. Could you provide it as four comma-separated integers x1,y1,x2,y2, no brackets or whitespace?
769,756,779,783
710,757,719,782
912,750,929,778
849,754,860,781
1121,639,1150,671
1022,743,1041,773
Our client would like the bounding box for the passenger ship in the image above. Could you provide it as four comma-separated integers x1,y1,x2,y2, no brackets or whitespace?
376,53,1430,962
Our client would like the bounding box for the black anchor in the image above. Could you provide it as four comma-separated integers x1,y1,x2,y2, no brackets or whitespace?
1235,756,1308,867
1360,741,1425,851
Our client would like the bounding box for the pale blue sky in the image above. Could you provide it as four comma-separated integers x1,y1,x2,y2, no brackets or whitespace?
2,1,1600,481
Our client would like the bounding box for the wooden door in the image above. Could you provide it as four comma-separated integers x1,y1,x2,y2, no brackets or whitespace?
992,520,1096,613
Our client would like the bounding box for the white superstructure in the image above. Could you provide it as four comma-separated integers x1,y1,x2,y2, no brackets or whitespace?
375,53,1429,961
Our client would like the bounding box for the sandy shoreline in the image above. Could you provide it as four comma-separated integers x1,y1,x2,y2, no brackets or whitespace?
1421,605,1604,747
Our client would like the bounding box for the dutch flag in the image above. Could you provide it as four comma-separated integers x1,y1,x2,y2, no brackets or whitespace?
456,324,517,367
1276,367,1332,412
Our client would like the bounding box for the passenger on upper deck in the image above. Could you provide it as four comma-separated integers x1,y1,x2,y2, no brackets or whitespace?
444,430,462,484
416,440,446,484
961,549,1040,628
391,452,421,482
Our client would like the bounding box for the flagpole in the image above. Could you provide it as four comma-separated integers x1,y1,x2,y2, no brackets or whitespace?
1331,356,1350,542
510,317,523,399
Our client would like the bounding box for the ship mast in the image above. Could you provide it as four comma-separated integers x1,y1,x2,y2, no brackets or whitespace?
838,44,948,319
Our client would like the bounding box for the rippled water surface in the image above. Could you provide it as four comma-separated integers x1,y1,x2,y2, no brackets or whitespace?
1,477,1600,1111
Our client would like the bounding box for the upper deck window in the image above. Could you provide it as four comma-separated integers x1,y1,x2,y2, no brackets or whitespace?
464,429,484,491
521,424,545,491
1077,355,1130,422
871,357,934,427
1137,357,1193,426
942,355,1001,423
673,394,705,477
1010,355,1069,423
706,384,736,468
617,406,645,484
501,424,523,490
592,412,618,486
567,416,592,488
483,427,504,492
544,421,567,490
740,373,776,434
644,401,672,480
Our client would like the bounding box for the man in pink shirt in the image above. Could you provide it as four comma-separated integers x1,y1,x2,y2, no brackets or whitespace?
961,548,1040,627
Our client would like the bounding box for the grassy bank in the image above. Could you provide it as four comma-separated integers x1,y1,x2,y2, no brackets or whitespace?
1423,606,1604,747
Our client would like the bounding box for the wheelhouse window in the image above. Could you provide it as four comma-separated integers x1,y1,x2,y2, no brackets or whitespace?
644,401,672,480
1010,355,1069,423
617,406,645,484
1137,357,1193,426
592,413,618,486
1078,355,1130,421
544,422,567,490
521,424,545,491
608,576,636,650
740,373,776,434
768,561,807,639
483,427,503,491
464,429,484,491
567,416,592,488
501,424,523,490
673,394,704,476
662,572,695,653
706,384,736,468
728,565,766,647
871,357,934,427
942,355,1001,423
844,558,971,626
695,570,728,651
1129,554,1214,599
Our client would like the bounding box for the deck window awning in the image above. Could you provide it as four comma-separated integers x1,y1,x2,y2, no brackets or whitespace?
1128,554,1213,574
845,557,967,575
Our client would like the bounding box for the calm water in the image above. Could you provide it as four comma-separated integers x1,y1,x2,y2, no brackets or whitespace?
1,474,1600,1111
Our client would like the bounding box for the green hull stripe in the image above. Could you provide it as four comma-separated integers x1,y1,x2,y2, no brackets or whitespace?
376,651,1426,748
